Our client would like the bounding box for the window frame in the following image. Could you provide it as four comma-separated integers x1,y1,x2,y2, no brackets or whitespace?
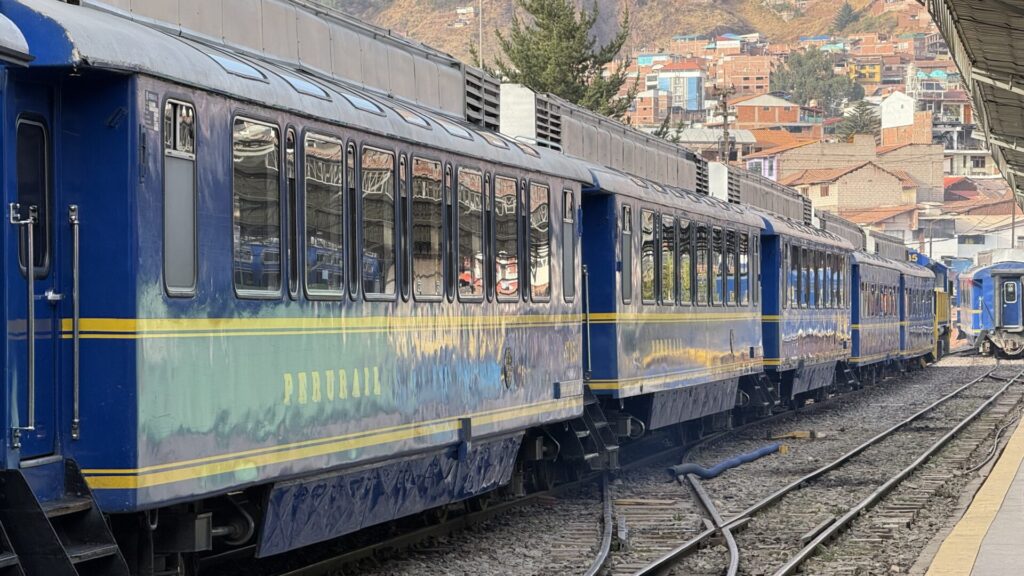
285,126,299,300
678,218,693,305
231,114,283,300
160,99,197,297
1005,281,1019,305
359,144,399,301
562,187,577,303
640,208,657,305
527,181,552,303
399,153,411,302
621,203,634,305
695,223,710,306
301,129,346,301
410,155,447,302
455,165,486,303
345,141,361,300
494,174,521,303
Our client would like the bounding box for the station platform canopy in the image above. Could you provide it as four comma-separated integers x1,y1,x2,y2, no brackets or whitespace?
926,0,1024,206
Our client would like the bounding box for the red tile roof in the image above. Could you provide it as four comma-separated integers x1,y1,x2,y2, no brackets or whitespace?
839,205,918,225
876,143,912,155
658,61,704,72
887,169,919,188
780,163,871,186
744,140,817,159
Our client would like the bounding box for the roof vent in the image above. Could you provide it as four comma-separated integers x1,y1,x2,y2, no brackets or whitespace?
694,155,709,195
534,94,563,150
727,169,741,204
465,66,500,132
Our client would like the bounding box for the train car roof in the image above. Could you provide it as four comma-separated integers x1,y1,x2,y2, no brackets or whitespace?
4,0,592,184
965,260,1024,278
852,251,934,279
756,210,854,251
586,167,765,228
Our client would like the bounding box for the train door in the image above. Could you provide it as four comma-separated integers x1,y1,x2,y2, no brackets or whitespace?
5,80,59,460
1000,276,1022,330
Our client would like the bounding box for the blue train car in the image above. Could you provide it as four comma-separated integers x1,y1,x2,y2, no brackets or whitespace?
0,0,592,571
849,252,934,374
760,213,854,405
900,260,936,361
957,267,981,344
582,168,765,430
959,258,1024,356
908,250,950,359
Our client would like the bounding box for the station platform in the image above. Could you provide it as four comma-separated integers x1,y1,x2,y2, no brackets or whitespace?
926,416,1024,575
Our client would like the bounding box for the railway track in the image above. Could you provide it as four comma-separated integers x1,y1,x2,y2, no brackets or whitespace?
628,366,1024,576
252,356,984,576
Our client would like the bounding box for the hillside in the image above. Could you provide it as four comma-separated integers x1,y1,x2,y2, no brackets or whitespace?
313,0,917,63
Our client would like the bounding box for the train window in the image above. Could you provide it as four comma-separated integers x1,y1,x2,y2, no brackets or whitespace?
563,189,576,302
712,227,725,305
802,247,811,308
495,176,519,301
695,225,709,306
529,183,551,301
870,284,877,317
816,251,824,309
621,205,633,303
361,147,396,297
457,168,485,300
824,253,832,309
839,257,846,307
661,215,676,304
812,250,821,309
739,233,749,306
399,155,410,302
1005,282,1018,305
304,133,344,297
286,129,298,299
640,209,656,303
346,144,359,298
679,220,692,304
752,235,760,305
161,103,194,295
790,244,800,308
232,118,281,295
726,229,737,306
412,158,444,299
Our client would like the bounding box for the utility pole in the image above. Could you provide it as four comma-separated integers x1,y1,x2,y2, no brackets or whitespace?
712,84,737,162
478,0,484,66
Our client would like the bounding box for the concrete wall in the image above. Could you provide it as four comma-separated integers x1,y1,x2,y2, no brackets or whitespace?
876,144,944,202
778,135,877,176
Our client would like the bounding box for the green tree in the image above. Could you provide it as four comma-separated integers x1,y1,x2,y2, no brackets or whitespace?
836,100,880,142
833,2,859,32
493,0,634,118
770,48,864,116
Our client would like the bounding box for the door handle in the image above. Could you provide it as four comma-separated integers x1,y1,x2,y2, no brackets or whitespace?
9,202,37,447
69,205,80,439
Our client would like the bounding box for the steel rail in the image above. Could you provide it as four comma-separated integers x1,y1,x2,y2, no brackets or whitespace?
632,366,1002,576
269,444,685,576
687,473,739,576
582,474,613,576
772,368,1024,575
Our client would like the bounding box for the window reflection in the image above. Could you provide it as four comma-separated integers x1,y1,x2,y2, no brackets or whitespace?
458,169,484,299
529,183,550,300
361,148,396,296
232,119,280,292
495,177,519,300
640,210,655,302
412,158,443,298
304,134,344,294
